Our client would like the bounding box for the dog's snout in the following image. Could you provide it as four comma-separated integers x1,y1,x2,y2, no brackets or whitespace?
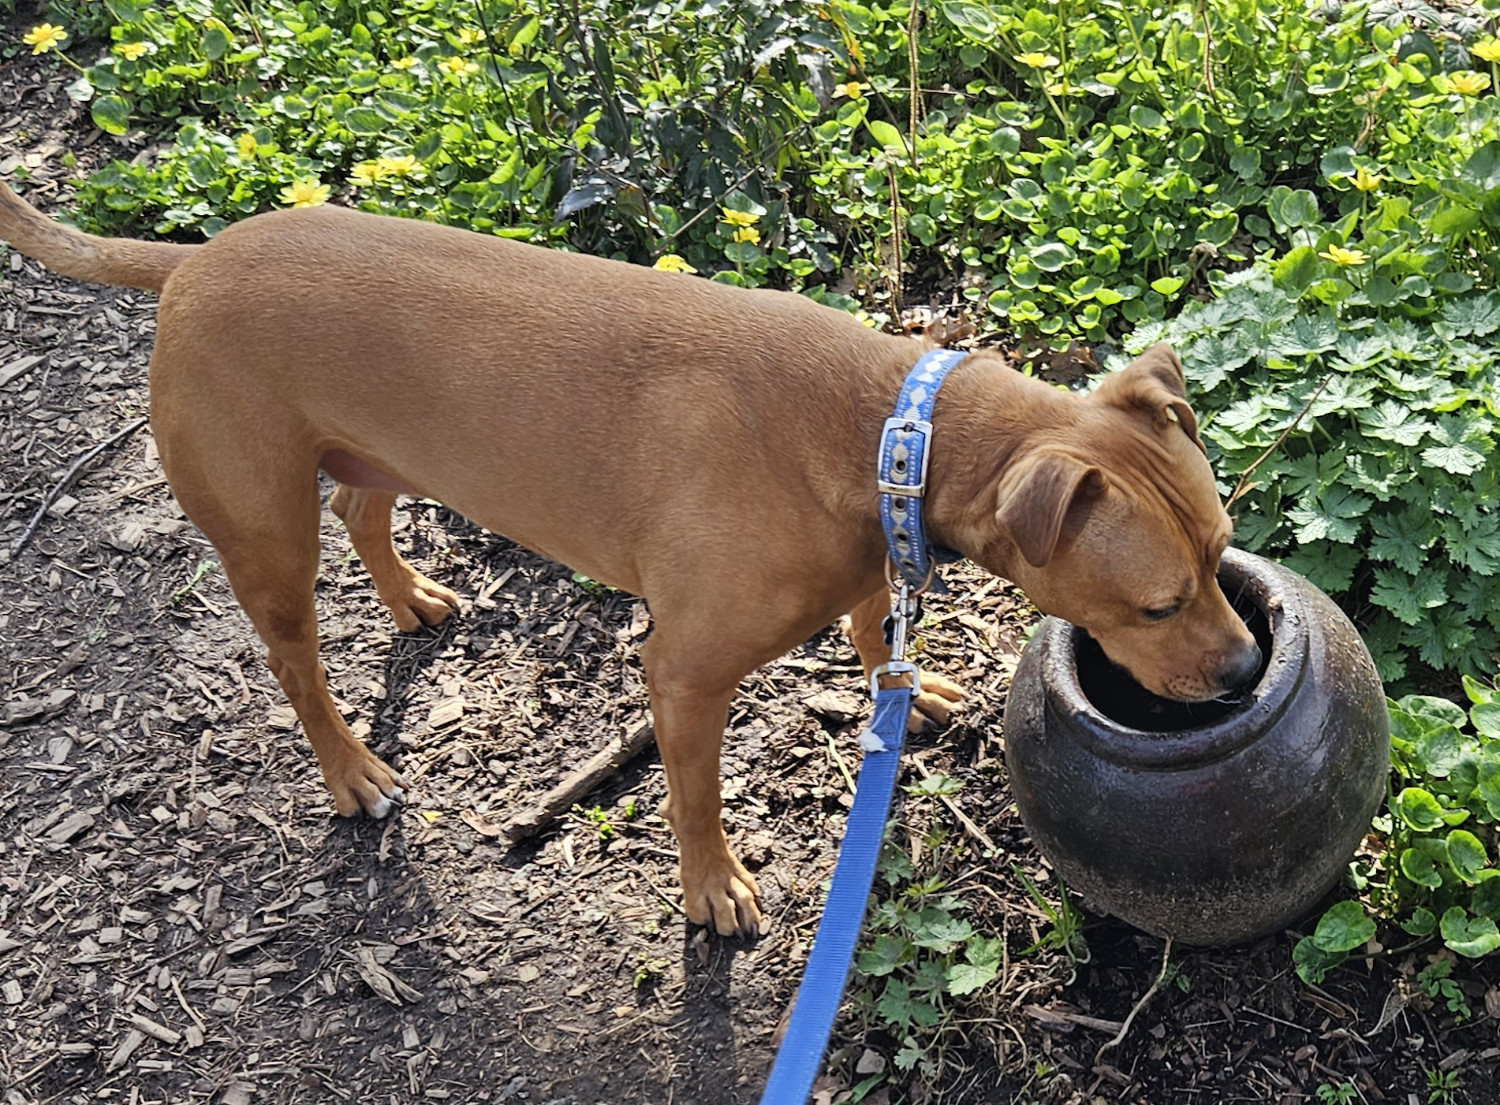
1221,641,1263,691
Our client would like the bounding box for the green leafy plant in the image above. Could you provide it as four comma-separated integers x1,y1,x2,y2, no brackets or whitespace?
1416,956,1472,1022
851,775,1008,1083
1316,1081,1359,1105
1139,260,1500,683
1294,679,1500,984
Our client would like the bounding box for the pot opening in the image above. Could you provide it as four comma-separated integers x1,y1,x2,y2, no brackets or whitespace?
1073,581,1275,734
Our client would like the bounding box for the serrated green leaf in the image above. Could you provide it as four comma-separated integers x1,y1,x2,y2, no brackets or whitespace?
1358,402,1434,446
1434,292,1500,340
857,933,912,976
1286,485,1371,544
1371,567,1448,626
947,959,999,996
1368,507,1441,574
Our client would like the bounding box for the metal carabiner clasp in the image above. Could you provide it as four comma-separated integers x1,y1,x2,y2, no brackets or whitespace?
869,576,923,699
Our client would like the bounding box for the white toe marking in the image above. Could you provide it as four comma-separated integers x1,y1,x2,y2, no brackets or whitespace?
370,795,394,819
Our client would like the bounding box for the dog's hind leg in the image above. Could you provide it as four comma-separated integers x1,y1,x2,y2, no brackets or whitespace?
329,485,460,632
845,587,966,731
160,444,405,817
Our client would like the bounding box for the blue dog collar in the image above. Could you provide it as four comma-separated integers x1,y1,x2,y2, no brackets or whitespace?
879,348,968,591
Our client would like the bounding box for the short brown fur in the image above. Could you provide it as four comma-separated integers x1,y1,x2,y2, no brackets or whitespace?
0,184,1258,936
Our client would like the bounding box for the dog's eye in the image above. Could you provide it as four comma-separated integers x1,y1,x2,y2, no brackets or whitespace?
1143,604,1181,623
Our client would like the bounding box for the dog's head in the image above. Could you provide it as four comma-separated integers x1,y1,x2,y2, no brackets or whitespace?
982,344,1259,702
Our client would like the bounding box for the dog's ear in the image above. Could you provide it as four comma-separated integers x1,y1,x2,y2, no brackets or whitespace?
996,451,1107,568
1095,343,1204,453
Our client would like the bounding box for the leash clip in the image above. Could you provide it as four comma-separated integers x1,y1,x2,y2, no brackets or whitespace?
869,577,922,700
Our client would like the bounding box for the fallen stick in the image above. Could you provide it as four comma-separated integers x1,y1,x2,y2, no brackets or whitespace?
494,718,656,842
1095,936,1174,1064
11,416,149,556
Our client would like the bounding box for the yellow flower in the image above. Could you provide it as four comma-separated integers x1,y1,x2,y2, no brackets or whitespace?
116,41,149,61
455,28,485,45
833,80,868,99
1015,52,1060,69
350,161,386,186
23,23,67,54
1351,165,1382,192
237,133,259,159
732,226,761,245
653,254,697,274
279,178,331,208
391,56,418,70
721,209,758,228
438,56,479,77
1447,71,1490,96
1471,38,1500,63
1318,245,1368,266
376,155,419,177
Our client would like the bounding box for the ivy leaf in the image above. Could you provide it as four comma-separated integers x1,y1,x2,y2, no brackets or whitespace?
1393,786,1449,832
1439,907,1500,958
1399,846,1444,889
1370,566,1448,626
1311,899,1376,953
1446,830,1488,883
1473,872,1500,919
1476,758,1500,818
1286,485,1371,544
1402,906,1438,936
1291,935,1345,984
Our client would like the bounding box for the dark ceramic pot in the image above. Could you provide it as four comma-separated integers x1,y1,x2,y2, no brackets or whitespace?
1002,548,1389,946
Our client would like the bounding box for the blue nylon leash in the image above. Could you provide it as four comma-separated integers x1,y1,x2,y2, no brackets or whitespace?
759,348,967,1105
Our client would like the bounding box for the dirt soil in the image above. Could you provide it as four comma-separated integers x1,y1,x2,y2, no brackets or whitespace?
3,40,1500,1105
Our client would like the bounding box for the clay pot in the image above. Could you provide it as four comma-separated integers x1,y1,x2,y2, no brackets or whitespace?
1002,548,1389,946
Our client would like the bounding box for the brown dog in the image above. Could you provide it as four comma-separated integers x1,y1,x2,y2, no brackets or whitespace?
0,184,1260,936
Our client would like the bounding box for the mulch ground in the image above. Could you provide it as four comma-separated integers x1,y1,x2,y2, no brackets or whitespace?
3,34,1500,1105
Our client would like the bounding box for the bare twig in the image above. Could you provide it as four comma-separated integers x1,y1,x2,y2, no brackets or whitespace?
495,718,656,841
1225,369,1336,510
10,416,148,557
1094,936,1173,1064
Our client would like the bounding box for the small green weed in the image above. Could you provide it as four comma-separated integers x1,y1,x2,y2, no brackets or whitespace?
1425,1066,1461,1104
1316,1081,1359,1105
578,804,614,841
1417,956,1473,1022
169,559,217,606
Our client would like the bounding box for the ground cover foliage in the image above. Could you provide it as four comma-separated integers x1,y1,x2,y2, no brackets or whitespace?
6,0,1500,1099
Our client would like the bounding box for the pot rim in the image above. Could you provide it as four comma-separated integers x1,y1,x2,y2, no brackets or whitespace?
1041,547,1311,769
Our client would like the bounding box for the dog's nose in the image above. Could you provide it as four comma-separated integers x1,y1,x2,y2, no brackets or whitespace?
1220,642,1263,690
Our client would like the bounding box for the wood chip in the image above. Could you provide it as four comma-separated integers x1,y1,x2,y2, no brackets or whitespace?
129,1013,182,1045
427,696,465,728
47,809,96,844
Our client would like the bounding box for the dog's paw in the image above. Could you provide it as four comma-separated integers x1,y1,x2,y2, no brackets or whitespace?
681,856,762,939
325,749,409,818
382,571,461,633
908,671,966,732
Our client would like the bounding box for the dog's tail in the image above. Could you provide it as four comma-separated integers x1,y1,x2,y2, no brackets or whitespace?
0,182,196,293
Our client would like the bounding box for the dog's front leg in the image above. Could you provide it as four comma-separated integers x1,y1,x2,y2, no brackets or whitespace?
640,633,761,938
845,588,966,731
